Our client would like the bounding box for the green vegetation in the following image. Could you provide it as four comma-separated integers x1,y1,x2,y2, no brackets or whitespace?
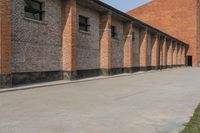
180,104,200,133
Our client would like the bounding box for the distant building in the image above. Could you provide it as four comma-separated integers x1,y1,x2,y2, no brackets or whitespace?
128,0,199,67
0,0,187,88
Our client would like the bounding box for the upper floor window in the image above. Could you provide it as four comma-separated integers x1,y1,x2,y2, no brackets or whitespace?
111,26,117,38
79,15,90,32
24,0,44,21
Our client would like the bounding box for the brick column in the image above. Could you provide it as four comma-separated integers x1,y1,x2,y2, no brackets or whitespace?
177,44,181,66
167,40,173,67
162,37,167,69
173,42,178,66
151,34,159,70
181,45,186,65
100,12,112,75
0,0,12,88
61,0,77,80
123,23,133,73
159,37,163,69
139,28,148,71
180,45,183,66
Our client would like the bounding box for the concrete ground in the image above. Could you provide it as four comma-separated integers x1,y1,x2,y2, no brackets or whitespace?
0,68,200,133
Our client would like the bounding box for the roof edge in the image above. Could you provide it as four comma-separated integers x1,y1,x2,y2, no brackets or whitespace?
126,0,154,14
92,0,188,46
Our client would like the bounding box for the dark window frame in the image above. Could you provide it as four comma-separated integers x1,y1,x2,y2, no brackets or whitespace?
132,32,135,40
24,0,45,21
79,15,90,32
111,25,117,38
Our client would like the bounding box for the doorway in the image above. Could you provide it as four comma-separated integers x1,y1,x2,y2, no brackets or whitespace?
187,56,192,66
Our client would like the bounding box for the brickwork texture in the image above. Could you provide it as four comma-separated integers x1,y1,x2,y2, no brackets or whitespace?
0,0,187,88
128,0,198,67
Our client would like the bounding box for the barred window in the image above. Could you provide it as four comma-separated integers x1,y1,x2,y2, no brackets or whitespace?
111,26,117,38
79,15,90,32
24,0,44,21
132,32,135,40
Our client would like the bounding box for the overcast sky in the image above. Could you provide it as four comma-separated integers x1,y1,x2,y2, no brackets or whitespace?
99,0,151,12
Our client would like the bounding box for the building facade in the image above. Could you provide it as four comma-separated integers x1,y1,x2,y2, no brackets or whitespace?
0,0,187,88
128,0,200,67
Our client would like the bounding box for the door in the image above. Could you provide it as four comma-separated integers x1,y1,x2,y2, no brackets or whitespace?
187,56,192,66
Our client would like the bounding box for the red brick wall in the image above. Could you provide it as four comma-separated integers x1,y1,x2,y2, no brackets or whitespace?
128,0,198,66
0,0,12,74
197,0,200,66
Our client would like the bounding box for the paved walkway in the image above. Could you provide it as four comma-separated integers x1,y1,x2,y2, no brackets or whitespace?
0,68,200,133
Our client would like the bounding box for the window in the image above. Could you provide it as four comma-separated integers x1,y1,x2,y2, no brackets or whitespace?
132,32,135,40
79,15,90,32
111,26,117,38
24,0,44,21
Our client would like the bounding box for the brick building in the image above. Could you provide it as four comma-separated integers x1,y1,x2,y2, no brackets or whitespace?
0,0,187,88
128,0,200,67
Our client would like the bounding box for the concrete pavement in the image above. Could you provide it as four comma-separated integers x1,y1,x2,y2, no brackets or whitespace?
0,68,200,133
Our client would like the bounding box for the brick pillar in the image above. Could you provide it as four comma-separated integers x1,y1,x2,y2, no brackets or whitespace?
167,40,173,67
61,0,77,80
151,34,159,70
177,44,180,65
123,23,133,73
159,37,163,69
139,28,148,71
0,0,12,88
162,37,167,69
180,45,183,66
100,12,111,75
181,45,186,65
173,42,178,66
177,44,181,66
177,44,180,66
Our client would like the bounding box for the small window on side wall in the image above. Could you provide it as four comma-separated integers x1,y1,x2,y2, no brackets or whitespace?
132,32,135,40
79,15,90,32
24,0,44,21
111,26,117,38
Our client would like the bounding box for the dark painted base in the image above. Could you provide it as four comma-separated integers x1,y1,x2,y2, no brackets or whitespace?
172,65,180,67
76,69,100,79
176,65,185,67
168,65,186,68
101,69,112,76
181,65,186,67
123,67,142,73
124,67,133,73
0,74,12,89
12,71,63,87
147,66,152,71
132,67,140,73
166,65,173,68
124,67,140,73
140,67,147,71
140,66,152,71
151,66,159,70
0,65,187,88
161,66,167,69
63,71,77,80
111,68,124,75
101,68,124,76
